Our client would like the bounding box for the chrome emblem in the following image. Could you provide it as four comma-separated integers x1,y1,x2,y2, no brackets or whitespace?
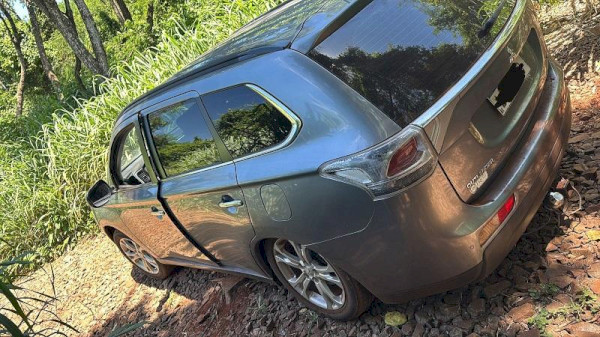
467,158,494,194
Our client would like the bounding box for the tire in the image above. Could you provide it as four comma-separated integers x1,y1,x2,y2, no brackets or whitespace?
112,230,173,280
266,238,372,320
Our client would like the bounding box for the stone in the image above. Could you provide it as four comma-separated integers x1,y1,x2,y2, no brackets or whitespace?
508,303,536,322
412,323,425,337
589,279,600,295
484,280,511,298
434,304,460,322
401,321,415,335
517,328,541,337
568,322,600,335
467,298,486,317
443,293,461,305
588,263,600,278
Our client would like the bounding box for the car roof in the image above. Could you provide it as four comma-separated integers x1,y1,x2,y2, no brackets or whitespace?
116,0,357,125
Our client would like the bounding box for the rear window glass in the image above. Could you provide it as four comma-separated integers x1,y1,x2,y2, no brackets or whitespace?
309,0,515,127
148,100,221,177
202,86,293,159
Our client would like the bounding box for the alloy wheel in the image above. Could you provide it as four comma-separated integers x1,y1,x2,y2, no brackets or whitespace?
119,238,160,275
273,238,345,310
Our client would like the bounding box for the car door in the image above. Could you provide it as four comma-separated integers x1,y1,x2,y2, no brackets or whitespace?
141,92,257,271
107,116,205,262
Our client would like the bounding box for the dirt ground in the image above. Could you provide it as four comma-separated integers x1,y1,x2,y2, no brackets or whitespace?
5,2,600,336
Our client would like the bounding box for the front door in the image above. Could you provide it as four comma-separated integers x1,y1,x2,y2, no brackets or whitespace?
108,118,204,261
141,94,255,269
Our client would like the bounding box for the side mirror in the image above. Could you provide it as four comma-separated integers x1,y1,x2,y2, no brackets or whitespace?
86,180,114,208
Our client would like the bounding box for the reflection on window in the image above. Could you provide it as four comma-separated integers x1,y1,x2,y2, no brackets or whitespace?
203,86,292,159
309,0,515,127
148,100,221,177
120,126,142,171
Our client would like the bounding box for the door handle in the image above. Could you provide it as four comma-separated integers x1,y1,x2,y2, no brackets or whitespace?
150,207,165,217
219,199,243,208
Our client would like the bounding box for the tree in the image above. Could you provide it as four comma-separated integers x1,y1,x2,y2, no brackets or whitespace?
29,0,110,77
0,1,26,116
108,0,131,26
26,1,61,96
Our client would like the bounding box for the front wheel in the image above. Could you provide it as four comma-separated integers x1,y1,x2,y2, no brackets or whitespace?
112,230,173,280
266,238,372,320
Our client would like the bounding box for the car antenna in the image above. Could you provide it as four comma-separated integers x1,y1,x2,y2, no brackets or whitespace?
478,0,508,38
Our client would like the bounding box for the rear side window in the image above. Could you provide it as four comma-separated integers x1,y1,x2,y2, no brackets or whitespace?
308,0,515,127
202,86,292,159
148,100,221,177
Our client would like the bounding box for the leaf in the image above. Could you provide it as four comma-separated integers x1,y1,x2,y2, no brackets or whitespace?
0,282,31,329
0,312,25,337
107,321,147,337
586,230,600,241
384,311,407,326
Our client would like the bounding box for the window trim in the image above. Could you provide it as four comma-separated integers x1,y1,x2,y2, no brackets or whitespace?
201,83,302,163
141,93,230,180
109,118,156,189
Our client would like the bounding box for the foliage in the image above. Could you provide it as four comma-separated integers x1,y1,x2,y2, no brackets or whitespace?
0,0,281,269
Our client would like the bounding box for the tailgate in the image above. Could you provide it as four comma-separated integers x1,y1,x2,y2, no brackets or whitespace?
435,3,547,202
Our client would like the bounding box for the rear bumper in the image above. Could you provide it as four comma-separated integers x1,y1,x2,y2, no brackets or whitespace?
308,60,571,303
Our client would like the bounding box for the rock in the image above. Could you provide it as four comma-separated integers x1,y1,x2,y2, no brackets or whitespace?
569,134,588,143
545,242,559,252
412,323,425,337
588,263,600,278
443,293,461,305
508,303,536,322
401,321,415,335
589,279,600,295
484,280,511,298
467,298,486,317
517,328,541,337
568,322,600,335
434,304,460,322
586,230,600,241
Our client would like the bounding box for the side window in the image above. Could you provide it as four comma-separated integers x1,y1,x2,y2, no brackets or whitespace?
147,100,222,177
202,86,293,159
115,126,150,186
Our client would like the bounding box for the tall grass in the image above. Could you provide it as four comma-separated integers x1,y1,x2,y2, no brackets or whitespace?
0,0,280,265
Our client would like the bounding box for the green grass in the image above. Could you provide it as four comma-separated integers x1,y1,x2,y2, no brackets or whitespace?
0,0,281,270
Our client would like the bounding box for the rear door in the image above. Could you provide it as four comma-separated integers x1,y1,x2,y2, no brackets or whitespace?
108,118,203,261
141,93,255,269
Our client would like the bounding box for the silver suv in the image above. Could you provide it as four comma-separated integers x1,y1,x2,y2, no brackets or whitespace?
87,0,571,320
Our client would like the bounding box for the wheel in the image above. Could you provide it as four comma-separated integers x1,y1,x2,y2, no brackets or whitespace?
112,230,173,279
266,238,372,320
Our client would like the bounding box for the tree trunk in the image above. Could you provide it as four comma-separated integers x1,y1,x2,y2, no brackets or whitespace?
146,0,154,37
110,0,131,26
72,0,109,76
64,0,88,94
30,0,109,77
0,3,26,117
26,2,61,97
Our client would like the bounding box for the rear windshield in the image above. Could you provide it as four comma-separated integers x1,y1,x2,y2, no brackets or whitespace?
309,0,516,127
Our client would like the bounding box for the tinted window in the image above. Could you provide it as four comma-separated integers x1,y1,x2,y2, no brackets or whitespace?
309,0,515,127
202,86,292,159
148,100,221,177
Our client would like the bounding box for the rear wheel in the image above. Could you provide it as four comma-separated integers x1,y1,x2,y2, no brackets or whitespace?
266,238,372,320
112,230,173,279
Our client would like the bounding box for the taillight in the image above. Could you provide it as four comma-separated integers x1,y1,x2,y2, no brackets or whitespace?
478,194,516,245
319,126,437,200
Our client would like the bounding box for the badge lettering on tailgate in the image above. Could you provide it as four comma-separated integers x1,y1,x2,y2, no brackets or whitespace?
467,158,494,194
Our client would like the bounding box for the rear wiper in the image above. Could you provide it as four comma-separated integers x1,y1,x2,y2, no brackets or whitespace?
478,0,508,38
